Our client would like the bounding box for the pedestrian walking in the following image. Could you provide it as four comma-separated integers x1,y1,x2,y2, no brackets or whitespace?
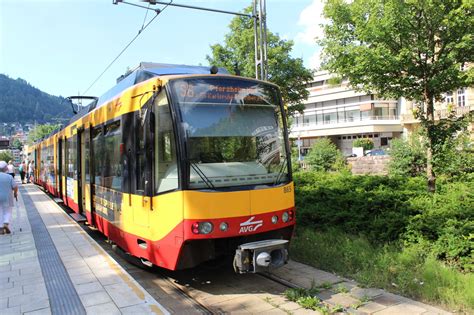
19,161,26,184
7,160,15,178
27,161,34,183
0,161,18,234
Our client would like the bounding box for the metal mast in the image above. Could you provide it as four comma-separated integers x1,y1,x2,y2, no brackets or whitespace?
253,0,268,81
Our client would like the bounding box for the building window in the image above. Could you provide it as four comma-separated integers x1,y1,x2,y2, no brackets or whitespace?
445,91,454,105
457,88,465,107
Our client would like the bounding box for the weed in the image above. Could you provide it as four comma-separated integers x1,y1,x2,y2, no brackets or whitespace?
334,284,349,294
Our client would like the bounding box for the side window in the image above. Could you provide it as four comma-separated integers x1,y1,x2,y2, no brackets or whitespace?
103,121,122,191
136,108,147,193
66,137,76,179
154,92,178,193
85,130,90,184
92,127,103,186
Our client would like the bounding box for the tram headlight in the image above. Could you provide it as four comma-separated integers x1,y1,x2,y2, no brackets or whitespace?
198,222,213,234
271,215,278,224
282,212,289,223
219,222,229,232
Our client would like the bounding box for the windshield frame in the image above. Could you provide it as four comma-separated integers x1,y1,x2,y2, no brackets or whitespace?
166,75,293,191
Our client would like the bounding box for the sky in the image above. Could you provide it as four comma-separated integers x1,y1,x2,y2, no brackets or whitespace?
0,0,325,98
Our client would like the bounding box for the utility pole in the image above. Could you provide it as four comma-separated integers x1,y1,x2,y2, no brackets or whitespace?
113,0,268,81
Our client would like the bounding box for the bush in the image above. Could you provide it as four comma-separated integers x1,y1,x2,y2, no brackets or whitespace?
0,151,13,162
294,172,425,242
389,136,426,177
305,138,345,172
352,138,374,150
294,172,474,270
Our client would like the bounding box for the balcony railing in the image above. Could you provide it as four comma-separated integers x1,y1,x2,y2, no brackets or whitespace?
401,105,474,122
293,115,400,129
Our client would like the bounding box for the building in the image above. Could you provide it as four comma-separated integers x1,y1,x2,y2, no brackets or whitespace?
290,71,403,156
400,87,474,137
0,136,10,150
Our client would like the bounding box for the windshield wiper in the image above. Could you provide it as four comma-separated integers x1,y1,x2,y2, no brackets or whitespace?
189,161,216,189
273,155,288,186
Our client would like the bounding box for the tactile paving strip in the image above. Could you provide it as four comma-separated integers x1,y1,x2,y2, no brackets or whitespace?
20,186,86,315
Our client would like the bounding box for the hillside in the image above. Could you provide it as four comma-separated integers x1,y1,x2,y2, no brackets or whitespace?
0,74,73,124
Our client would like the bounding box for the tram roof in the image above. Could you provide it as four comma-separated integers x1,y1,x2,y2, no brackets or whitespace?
66,62,229,126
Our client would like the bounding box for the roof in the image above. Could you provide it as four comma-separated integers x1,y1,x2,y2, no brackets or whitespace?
67,62,229,125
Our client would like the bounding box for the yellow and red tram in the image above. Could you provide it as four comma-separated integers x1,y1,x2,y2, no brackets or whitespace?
30,63,295,273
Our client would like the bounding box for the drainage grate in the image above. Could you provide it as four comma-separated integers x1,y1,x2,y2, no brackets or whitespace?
20,186,86,315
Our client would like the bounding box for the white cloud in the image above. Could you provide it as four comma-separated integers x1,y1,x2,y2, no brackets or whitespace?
295,0,327,45
309,50,322,70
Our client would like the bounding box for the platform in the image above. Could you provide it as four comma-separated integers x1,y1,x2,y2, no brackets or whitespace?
0,182,169,315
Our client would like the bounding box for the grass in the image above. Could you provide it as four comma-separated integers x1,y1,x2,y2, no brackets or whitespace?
290,227,474,314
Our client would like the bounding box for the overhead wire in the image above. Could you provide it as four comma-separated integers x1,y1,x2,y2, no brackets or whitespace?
82,0,174,96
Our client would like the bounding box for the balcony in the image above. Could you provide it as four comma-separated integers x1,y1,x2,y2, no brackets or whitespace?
290,115,402,138
401,105,474,124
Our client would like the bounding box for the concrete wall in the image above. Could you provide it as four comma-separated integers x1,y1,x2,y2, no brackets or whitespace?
347,156,391,175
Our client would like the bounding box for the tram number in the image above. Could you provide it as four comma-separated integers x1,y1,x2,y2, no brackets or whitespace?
179,84,194,98
283,186,292,193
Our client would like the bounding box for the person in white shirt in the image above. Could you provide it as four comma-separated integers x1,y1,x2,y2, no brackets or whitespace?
0,161,18,234
6,161,15,178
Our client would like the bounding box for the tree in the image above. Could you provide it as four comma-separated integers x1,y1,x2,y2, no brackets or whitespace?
321,0,474,192
27,124,61,144
11,138,23,150
207,6,314,115
0,151,13,163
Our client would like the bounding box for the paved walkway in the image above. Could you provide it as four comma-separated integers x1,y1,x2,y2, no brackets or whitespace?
0,183,169,315
271,261,452,314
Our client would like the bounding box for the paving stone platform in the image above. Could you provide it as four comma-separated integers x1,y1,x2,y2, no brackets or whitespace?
271,261,453,315
0,183,169,315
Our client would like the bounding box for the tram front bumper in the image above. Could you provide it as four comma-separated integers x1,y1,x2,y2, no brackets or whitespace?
233,239,289,273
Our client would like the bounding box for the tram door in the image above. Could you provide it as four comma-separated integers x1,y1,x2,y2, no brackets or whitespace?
57,139,63,199
76,129,84,214
81,128,93,224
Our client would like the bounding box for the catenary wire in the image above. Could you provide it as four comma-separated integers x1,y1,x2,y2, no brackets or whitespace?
82,1,173,96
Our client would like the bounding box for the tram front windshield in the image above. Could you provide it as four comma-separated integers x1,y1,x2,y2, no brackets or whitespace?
170,77,290,189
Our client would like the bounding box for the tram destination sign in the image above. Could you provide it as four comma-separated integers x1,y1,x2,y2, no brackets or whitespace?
171,78,280,106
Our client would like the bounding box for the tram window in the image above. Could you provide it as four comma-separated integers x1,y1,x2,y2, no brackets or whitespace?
92,127,104,186
136,108,147,192
154,92,178,193
67,137,76,179
85,131,90,184
103,121,122,191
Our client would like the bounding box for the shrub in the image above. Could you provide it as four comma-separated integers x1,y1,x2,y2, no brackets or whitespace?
389,136,426,177
0,151,13,162
352,138,374,150
305,138,345,172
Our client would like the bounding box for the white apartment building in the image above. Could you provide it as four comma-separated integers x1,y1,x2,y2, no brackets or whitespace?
290,71,403,156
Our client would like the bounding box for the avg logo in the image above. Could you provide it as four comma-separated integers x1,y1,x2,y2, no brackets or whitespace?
239,216,263,233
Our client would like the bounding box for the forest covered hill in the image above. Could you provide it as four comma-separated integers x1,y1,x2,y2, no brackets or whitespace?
0,74,72,124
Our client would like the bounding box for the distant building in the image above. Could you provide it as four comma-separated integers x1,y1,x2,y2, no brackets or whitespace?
0,136,10,150
290,71,403,156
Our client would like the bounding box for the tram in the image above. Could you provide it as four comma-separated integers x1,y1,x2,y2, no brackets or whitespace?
30,63,295,273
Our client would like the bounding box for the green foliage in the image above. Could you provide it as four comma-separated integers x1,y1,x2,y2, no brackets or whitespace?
295,172,425,242
10,138,22,150
291,227,474,313
27,123,61,144
305,138,345,172
0,74,72,124
0,151,13,162
321,0,474,192
321,0,473,103
389,134,426,177
431,123,474,179
206,6,313,115
294,172,473,270
352,138,374,150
